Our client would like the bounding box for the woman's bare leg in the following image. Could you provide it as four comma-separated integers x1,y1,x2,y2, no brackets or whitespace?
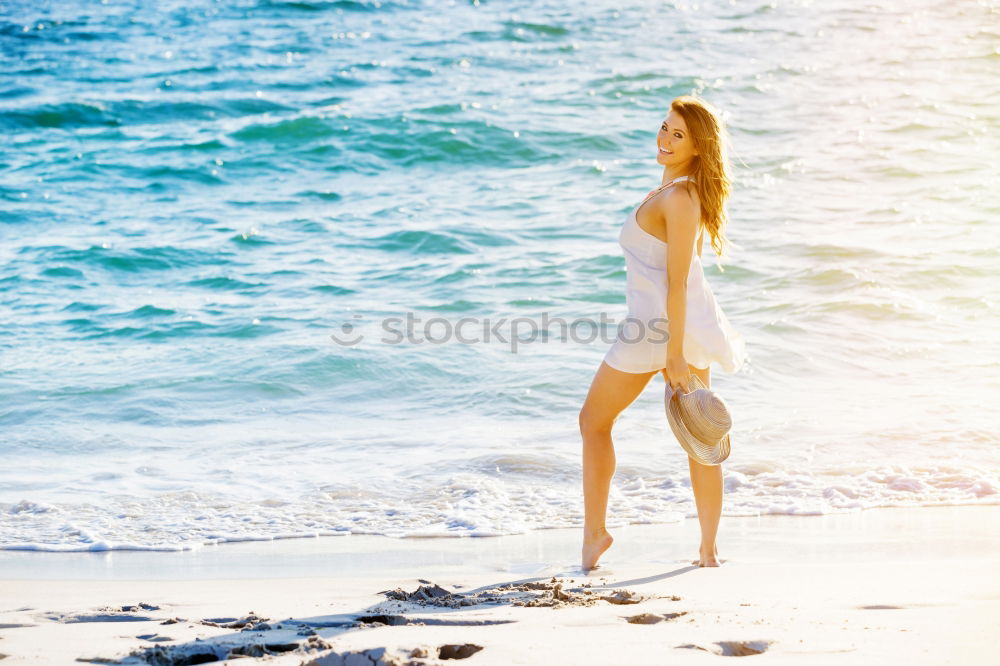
678,364,723,567
579,361,657,571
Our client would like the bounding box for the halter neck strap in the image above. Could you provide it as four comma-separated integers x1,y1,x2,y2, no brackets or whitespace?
657,175,692,191
643,175,694,202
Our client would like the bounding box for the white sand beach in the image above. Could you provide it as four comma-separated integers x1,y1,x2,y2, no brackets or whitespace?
1,504,996,665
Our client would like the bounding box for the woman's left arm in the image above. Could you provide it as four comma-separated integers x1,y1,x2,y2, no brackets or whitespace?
663,190,701,393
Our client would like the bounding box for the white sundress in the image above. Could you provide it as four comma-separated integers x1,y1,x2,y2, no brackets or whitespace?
602,175,748,374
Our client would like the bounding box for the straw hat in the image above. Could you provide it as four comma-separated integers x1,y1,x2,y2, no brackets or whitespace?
664,374,732,466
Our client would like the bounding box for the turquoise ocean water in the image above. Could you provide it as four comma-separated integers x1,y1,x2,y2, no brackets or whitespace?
2,0,998,550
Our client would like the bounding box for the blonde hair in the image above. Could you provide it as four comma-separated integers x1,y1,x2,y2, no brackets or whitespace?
669,95,736,269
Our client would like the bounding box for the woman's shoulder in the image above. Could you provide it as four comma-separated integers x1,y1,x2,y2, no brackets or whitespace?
674,179,700,202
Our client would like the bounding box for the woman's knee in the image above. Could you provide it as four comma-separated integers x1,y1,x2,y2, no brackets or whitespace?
578,406,614,438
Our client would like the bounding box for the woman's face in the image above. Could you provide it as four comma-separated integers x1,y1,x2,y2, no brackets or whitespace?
655,110,698,167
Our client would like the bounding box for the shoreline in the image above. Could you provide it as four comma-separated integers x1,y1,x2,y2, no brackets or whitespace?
0,502,991,581
2,503,995,581
1,504,997,664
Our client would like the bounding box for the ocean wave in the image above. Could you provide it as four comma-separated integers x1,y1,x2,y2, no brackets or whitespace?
0,102,119,130
1,463,996,551
363,229,478,255
28,244,231,273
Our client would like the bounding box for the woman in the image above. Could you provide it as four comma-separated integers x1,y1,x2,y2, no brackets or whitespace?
579,95,747,572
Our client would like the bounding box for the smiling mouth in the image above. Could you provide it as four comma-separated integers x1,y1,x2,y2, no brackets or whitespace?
659,147,673,155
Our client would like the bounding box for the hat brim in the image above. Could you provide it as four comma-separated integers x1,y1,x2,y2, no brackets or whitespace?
665,376,731,466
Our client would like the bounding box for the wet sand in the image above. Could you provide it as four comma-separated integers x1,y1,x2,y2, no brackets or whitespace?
0,504,996,664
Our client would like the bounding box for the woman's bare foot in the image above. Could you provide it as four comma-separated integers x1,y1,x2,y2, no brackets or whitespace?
582,527,614,571
691,544,721,567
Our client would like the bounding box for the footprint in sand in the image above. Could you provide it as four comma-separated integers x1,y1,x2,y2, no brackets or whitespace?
676,639,773,656
303,643,484,665
437,643,485,659
858,604,904,609
626,611,688,624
